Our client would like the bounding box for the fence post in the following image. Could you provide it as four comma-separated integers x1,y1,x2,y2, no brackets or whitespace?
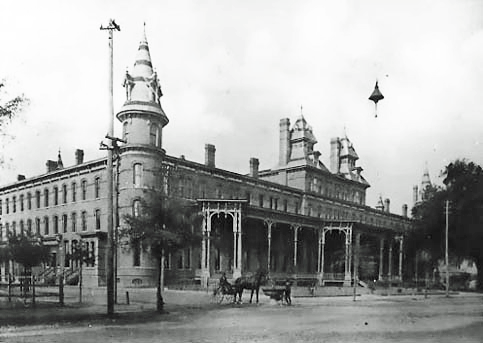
32,276,36,307
8,274,12,303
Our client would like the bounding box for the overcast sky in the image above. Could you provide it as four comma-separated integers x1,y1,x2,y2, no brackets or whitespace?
1,0,483,215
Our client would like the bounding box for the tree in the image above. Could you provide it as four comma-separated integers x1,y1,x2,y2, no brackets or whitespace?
3,232,50,272
410,159,483,289
122,193,202,313
0,80,28,165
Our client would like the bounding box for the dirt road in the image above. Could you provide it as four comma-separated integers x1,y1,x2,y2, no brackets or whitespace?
2,294,483,342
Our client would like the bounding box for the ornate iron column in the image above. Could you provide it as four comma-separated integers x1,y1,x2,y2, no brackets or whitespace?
379,238,384,280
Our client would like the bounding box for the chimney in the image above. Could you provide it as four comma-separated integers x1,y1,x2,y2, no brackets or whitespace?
205,144,216,168
279,118,290,166
384,198,390,213
249,158,259,178
330,137,341,174
46,160,57,173
402,204,408,217
17,174,26,181
75,149,84,165
413,185,418,204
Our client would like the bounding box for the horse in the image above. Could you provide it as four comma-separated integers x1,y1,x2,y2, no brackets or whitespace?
234,270,268,304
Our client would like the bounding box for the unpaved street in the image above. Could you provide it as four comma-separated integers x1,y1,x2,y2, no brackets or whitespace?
2,294,483,343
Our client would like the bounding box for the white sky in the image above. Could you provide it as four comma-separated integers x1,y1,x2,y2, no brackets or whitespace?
1,0,483,216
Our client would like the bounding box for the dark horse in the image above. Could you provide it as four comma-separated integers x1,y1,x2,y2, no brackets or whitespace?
234,270,268,304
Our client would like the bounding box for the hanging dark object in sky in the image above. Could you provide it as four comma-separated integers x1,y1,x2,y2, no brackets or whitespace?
369,81,384,118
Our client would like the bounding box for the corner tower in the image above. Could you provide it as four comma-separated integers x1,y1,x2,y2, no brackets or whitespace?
116,27,168,287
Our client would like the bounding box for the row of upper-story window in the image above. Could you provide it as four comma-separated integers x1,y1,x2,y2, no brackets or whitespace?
309,177,365,205
123,122,161,148
0,177,102,215
0,209,102,240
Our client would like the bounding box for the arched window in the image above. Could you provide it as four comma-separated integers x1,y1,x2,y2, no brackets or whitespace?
133,163,143,188
71,212,77,232
27,192,32,209
62,184,68,203
81,180,87,200
71,182,77,202
150,124,157,146
20,194,24,211
95,177,100,199
54,186,59,205
133,200,141,217
95,209,101,230
36,191,41,208
53,215,59,234
81,211,87,231
44,189,49,207
27,219,32,234
62,214,68,233
19,220,24,235
44,216,49,235
35,218,41,235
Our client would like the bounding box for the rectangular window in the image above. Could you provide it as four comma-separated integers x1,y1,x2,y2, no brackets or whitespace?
274,198,278,210
81,180,87,200
27,193,31,210
90,242,95,267
20,194,24,211
71,213,77,232
95,209,101,230
0,199,2,215
295,201,299,214
184,248,191,269
177,251,183,269
259,194,264,207
164,253,171,270
269,197,273,209
133,241,141,267
12,196,16,213
5,198,8,214
81,211,87,231
245,192,251,205
36,191,40,208
35,218,40,235
27,219,32,234
72,182,76,202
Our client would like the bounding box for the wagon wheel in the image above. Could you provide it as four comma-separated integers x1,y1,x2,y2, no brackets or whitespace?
212,286,225,304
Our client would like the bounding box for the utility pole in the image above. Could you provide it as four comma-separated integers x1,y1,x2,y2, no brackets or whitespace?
445,200,450,297
100,19,120,316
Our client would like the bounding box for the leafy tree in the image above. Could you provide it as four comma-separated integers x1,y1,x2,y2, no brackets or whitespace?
122,193,202,313
0,232,50,298
410,159,483,289
0,80,28,165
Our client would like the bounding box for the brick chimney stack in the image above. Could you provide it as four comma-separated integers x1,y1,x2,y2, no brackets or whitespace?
205,144,216,168
75,149,84,165
249,158,259,178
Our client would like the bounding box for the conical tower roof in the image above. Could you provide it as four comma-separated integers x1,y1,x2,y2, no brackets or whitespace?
117,25,168,126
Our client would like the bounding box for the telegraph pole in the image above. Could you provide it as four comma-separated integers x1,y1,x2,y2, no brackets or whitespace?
100,19,120,316
445,200,450,297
